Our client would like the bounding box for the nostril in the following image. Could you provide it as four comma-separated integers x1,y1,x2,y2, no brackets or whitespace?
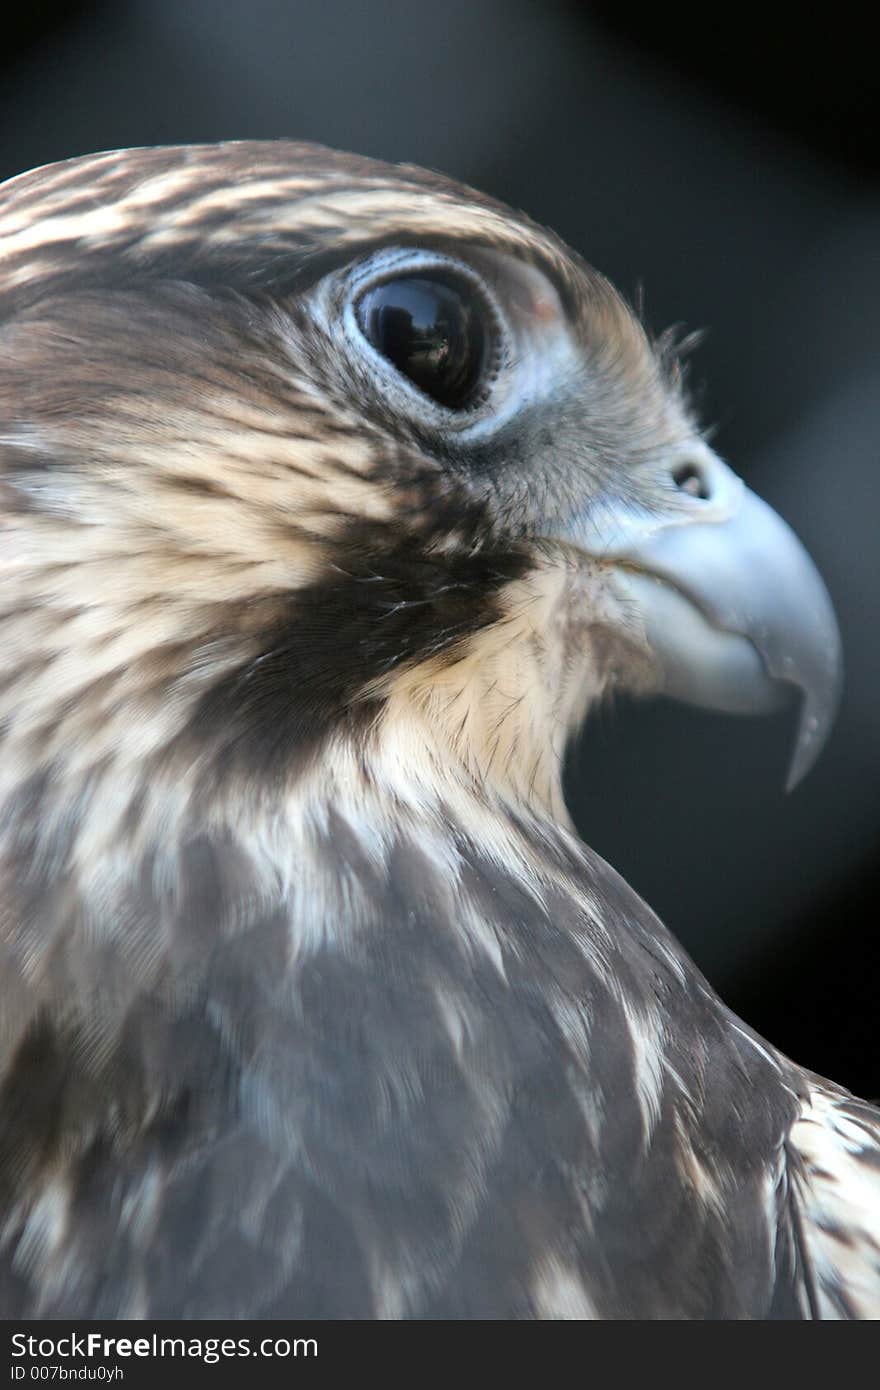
672,461,711,500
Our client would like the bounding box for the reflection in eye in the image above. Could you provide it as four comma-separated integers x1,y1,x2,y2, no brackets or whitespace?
356,274,488,410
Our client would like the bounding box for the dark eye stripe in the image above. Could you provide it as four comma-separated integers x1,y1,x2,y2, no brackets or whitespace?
356,273,488,410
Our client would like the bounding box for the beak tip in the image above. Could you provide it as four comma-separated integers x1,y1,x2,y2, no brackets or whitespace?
785,741,818,795
782,650,844,793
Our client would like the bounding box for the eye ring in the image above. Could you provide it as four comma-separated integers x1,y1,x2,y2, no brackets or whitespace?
353,264,499,413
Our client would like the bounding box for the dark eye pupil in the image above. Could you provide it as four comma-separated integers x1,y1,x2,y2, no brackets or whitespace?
357,274,486,410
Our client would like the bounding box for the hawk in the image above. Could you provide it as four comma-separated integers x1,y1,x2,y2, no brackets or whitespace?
0,141,876,1320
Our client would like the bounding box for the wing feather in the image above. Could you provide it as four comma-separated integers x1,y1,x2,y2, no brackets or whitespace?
787,1079,880,1318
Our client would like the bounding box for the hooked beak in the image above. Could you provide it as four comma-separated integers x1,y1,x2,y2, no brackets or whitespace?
560,451,842,789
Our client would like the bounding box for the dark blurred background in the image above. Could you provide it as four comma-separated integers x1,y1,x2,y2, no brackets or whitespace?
2,1,877,1096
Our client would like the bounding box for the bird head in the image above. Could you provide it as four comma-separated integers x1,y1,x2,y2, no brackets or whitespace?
0,142,841,830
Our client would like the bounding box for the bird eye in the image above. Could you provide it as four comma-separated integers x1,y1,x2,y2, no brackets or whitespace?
356,273,489,410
